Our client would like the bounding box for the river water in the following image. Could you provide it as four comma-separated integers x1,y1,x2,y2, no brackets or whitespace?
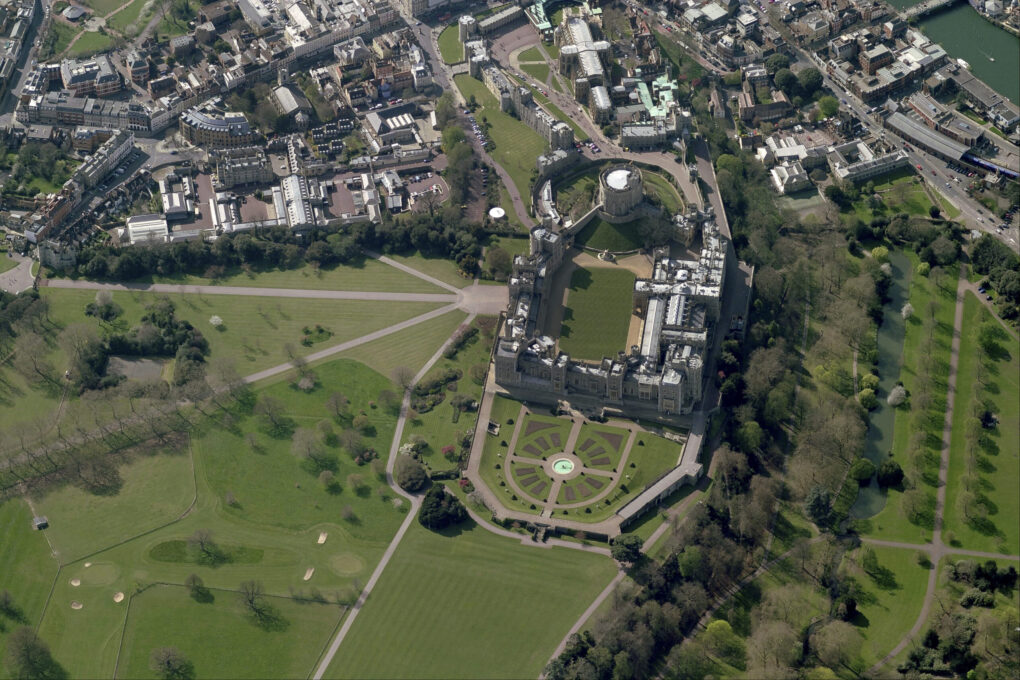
850,252,911,519
884,0,1020,104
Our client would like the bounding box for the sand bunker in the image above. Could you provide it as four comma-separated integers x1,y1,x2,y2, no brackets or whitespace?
70,601,83,610
317,531,328,544
113,592,125,603
303,568,315,581
84,562,92,568
70,578,81,587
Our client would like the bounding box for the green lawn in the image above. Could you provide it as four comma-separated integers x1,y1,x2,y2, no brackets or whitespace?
454,74,548,200
66,30,115,57
479,396,526,506
496,186,527,231
34,358,408,678
0,501,60,680
850,546,931,668
385,252,473,289
521,62,550,83
0,253,18,274
643,171,684,214
106,0,150,34
39,288,443,375
154,0,196,39
400,316,496,472
32,450,196,565
76,258,447,295
322,521,617,679
559,267,635,361
850,171,936,222
486,235,530,261
943,292,1019,554
568,431,680,522
575,422,630,471
339,309,468,378
117,585,343,679
42,20,77,58
438,24,463,64
519,46,543,61
858,257,955,544
573,217,645,252
79,0,125,13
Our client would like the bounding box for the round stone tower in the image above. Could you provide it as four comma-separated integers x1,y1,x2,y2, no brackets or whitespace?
598,164,643,222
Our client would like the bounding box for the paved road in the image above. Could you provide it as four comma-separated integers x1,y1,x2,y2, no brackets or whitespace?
44,278,459,303
409,18,536,228
0,0,45,129
42,274,508,315
0,254,35,294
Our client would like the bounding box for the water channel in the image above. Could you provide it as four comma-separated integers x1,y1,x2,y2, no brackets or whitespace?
850,252,911,519
884,0,1020,104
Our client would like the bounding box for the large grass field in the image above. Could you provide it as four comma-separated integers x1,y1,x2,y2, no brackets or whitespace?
857,257,955,544
322,521,618,678
943,292,1019,554
31,358,410,678
438,24,464,64
116,585,343,679
40,289,443,375
32,450,195,565
71,258,449,294
559,267,635,361
0,501,60,680
454,74,549,200
339,309,468,378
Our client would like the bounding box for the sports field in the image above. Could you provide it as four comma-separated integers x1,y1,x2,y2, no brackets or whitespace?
454,74,548,200
322,522,617,678
559,267,635,360
117,585,343,679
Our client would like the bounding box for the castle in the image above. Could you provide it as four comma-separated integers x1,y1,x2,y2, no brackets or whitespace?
494,193,727,419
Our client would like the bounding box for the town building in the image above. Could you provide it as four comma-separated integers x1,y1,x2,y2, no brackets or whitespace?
180,101,260,147
75,129,134,188
60,56,121,97
211,147,275,189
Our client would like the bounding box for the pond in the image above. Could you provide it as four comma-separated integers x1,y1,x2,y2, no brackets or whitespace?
850,252,911,519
